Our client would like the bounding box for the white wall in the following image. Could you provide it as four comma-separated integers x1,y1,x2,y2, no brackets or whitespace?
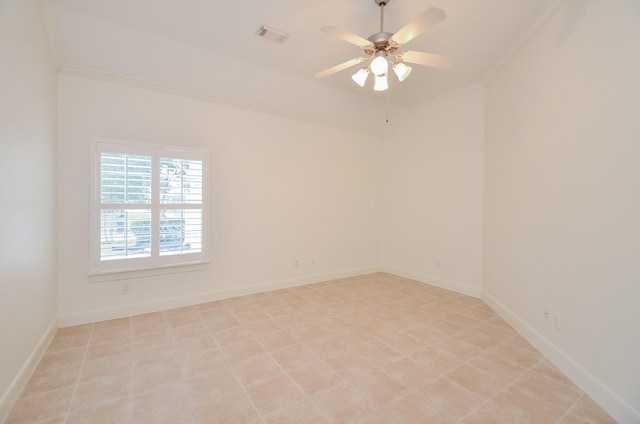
0,0,58,420
56,73,382,325
483,0,640,422
381,86,485,297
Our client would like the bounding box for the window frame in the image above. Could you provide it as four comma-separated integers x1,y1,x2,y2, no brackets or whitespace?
90,137,209,275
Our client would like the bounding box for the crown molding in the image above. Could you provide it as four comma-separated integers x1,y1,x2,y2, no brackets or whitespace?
59,64,383,138
481,0,563,84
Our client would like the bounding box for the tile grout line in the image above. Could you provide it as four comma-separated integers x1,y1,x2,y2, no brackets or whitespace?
164,310,201,423
127,316,133,423
61,322,96,423
223,297,334,423
556,392,586,424
194,302,268,423
456,351,561,423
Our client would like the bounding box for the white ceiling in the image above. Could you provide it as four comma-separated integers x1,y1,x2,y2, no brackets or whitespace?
48,0,556,125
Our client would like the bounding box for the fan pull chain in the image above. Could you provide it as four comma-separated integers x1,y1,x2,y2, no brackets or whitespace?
385,87,390,123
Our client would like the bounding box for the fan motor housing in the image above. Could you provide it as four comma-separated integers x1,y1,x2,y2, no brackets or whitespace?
365,32,398,56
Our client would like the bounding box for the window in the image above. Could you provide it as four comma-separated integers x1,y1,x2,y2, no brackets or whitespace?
91,138,208,273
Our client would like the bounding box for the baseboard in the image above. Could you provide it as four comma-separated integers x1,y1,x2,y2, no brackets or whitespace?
482,290,640,424
380,266,482,298
0,320,57,424
57,266,383,327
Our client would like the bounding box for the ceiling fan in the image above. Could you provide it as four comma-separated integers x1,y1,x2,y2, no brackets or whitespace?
314,0,453,91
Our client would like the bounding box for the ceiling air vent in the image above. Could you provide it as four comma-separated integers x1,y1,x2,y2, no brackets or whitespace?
257,25,289,43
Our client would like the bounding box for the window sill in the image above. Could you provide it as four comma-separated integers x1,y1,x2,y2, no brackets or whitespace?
88,261,209,283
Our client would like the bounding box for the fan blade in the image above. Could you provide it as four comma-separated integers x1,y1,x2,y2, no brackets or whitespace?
321,26,373,48
391,7,447,46
314,57,369,79
399,51,453,69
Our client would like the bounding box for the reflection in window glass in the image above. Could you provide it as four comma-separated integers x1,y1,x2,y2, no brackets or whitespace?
159,209,202,256
100,209,151,260
159,158,203,204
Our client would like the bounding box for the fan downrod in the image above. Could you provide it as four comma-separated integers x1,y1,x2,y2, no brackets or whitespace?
366,0,396,57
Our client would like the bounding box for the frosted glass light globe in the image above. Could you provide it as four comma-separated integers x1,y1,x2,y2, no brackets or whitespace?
393,62,412,82
351,68,370,87
370,56,388,75
373,74,388,91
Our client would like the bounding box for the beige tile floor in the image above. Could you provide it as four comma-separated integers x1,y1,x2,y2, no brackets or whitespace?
7,273,616,423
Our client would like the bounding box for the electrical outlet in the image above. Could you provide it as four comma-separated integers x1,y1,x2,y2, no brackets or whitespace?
544,308,550,321
294,260,299,268
121,283,130,295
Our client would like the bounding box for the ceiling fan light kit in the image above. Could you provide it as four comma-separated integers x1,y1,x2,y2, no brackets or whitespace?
393,62,412,82
370,52,389,75
351,68,370,87
315,0,452,92
373,74,389,92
